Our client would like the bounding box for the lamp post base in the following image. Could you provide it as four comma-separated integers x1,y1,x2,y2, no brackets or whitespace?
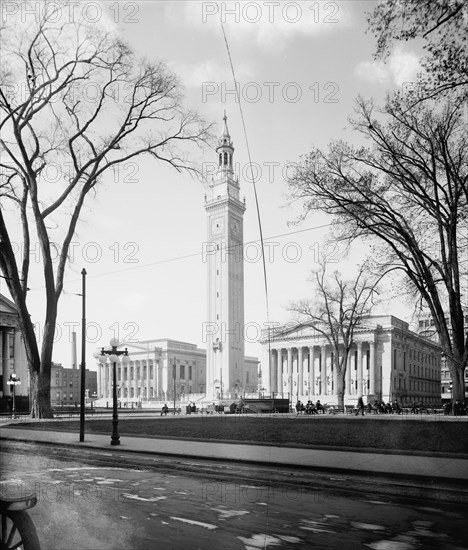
110,438,120,446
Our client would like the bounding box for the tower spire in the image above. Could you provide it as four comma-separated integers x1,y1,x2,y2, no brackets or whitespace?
217,112,233,171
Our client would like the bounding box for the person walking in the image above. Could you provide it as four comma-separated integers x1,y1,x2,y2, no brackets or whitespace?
355,396,365,416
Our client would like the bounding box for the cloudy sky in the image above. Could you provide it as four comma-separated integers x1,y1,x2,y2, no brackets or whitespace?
2,1,422,369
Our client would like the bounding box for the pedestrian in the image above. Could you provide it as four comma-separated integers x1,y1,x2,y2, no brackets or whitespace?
355,396,365,416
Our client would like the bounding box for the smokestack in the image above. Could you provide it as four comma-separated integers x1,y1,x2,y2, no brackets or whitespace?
71,331,77,369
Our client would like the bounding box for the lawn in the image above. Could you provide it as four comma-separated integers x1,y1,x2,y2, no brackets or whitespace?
9,415,468,454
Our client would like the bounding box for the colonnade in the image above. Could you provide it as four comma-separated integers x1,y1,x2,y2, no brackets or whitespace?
98,358,160,401
267,341,377,401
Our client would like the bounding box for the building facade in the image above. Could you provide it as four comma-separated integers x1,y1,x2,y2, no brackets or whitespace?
261,315,442,406
204,114,248,398
50,362,98,406
0,294,28,398
96,338,259,404
416,313,468,401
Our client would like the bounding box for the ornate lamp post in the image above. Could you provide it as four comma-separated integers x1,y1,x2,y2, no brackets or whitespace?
9,374,21,419
98,338,130,446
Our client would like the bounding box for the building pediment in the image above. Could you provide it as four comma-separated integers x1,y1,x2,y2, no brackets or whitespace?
0,294,19,315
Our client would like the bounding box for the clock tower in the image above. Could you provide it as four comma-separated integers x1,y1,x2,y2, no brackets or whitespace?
205,113,246,399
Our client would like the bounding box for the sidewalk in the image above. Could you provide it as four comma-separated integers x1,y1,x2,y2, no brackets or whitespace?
1,424,467,481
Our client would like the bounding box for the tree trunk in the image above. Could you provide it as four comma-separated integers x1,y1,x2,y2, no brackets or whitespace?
336,372,345,409
450,358,465,404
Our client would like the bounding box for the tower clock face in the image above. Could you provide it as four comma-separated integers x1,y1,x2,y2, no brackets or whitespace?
231,218,240,235
211,217,224,235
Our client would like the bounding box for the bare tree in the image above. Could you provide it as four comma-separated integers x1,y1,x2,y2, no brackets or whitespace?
0,4,212,417
367,0,467,101
289,94,468,403
288,260,381,409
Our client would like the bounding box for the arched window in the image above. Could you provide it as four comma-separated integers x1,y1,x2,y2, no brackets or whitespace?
224,152,228,165
219,153,222,165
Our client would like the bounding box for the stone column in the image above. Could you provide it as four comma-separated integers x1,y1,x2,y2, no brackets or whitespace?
270,349,277,394
320,345,327,395
287,348,293,398
346,353,352,395
309,346,315,396
298,347,303,399
154,359,159,400
146,360,150,401
357,341,363,397
369,341,375,395
333,354,338,397
277,349,283,397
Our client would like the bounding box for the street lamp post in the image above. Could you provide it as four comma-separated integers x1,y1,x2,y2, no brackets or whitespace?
80,268,87,442
9,374,21,419
98,338,130,446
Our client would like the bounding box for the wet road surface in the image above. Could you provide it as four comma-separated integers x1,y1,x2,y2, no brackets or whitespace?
1,441,467,549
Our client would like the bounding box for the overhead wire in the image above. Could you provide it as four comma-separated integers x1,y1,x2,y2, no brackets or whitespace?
27,223,331,291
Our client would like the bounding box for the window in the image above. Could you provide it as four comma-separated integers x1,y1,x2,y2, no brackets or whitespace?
180,365,185,379
246,372,249,383
189,365,192,380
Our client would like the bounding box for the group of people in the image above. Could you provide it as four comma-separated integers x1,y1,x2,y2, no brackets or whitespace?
443,401,466,416
295,400,325,415
365,399,402,415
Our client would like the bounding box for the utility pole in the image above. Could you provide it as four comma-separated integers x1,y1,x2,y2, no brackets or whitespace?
79,268,87,442
173,356,176,414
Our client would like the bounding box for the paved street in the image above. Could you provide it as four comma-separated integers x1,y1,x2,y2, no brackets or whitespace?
1,441,467,550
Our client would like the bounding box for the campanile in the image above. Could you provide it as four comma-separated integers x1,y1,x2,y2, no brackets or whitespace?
204,114,246,399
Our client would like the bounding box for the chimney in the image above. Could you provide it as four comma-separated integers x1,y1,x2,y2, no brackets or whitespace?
71,331,77,369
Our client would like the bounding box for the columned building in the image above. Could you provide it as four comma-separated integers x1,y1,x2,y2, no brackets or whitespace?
96,339,206,403
204,114,251,399
261,315,442,406
96,338,259,404
0,294,28,398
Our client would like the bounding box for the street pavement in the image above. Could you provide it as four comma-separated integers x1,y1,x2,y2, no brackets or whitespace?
1,440,467,550
1,415,468,481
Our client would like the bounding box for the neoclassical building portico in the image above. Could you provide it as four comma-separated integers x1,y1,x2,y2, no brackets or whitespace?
0,294,28,398
261,315,442,406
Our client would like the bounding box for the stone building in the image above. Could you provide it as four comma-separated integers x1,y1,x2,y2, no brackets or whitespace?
0,294,28,398
416,313,468,401
261,315,442,406
96,338,259,404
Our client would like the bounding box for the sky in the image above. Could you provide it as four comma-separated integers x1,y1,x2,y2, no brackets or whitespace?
1,0,423,370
